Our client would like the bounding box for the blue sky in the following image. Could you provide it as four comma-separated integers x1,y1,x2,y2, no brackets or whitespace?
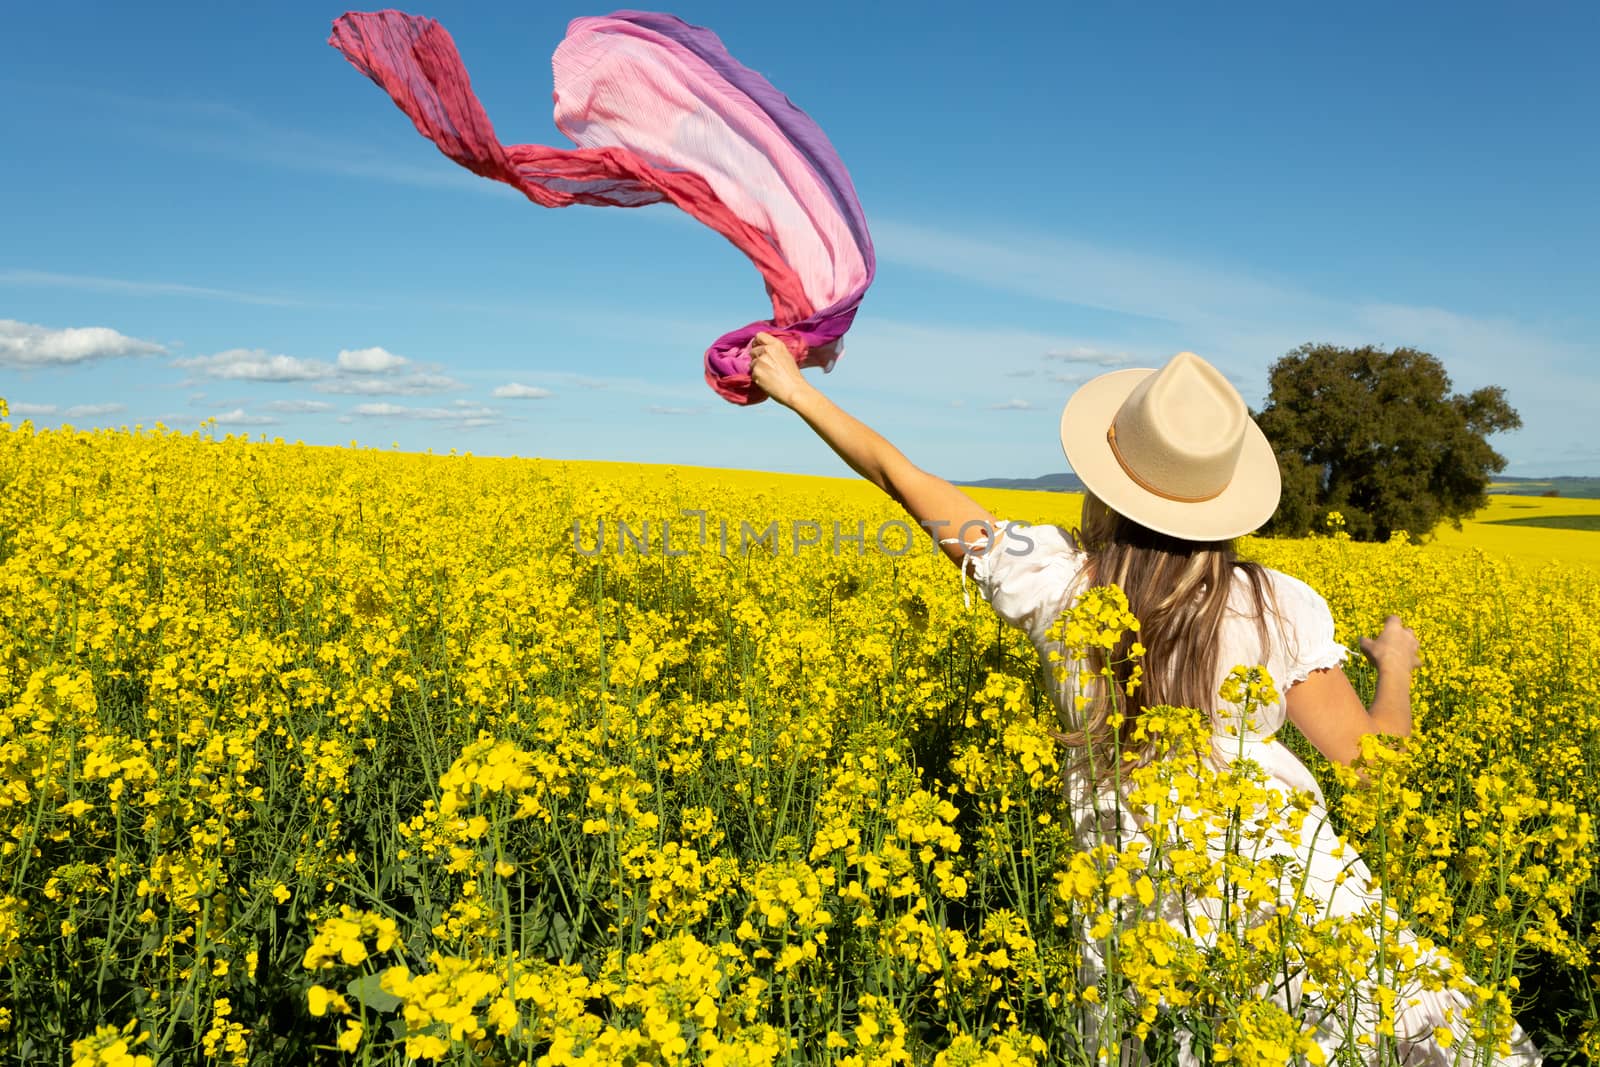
3,1,1596,480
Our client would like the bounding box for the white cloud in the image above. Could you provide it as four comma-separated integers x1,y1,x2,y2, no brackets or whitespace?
264,399,335,414
9,402,57,415
987,399,1036,411
350,401,498,423
0,319,165,367
337,346,408,373
351,402,410,418
175,349,334,382
211,408,278,426
316,372,459,396
646,405,706,416
492,382,554,399
66,403,126,417
174,345,459,396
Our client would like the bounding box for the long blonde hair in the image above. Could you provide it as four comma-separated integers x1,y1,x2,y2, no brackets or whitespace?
1054,492,1276,772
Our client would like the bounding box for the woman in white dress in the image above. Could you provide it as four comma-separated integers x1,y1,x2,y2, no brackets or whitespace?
748,337,1542,1064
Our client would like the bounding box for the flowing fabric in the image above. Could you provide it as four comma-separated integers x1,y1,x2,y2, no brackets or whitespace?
329,10,875,404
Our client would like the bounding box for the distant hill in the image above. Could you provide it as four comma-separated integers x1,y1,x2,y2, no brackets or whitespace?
1489,477,1600,500
956,473,1600,499
955,472,1086,493
957,473,1600,500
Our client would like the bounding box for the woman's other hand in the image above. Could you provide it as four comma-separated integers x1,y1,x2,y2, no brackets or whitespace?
1359,615,1421,673
749,332,814,410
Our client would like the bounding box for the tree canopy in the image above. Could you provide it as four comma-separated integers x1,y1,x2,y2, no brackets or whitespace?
1256,344,1521,541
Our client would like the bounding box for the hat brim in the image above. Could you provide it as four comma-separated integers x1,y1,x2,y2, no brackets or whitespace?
1059,368,1281,542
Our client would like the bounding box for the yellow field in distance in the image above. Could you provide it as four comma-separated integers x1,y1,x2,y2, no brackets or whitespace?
1428,493,1600,566
551,461,1598,567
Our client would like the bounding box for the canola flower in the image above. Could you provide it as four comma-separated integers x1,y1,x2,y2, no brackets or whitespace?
0,413,1596,1064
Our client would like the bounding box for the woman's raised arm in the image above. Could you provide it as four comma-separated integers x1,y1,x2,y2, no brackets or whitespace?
1285,615,1419,766
749,332,997,566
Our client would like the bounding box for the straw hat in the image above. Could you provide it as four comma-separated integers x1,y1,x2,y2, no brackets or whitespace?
1059,352,1281,542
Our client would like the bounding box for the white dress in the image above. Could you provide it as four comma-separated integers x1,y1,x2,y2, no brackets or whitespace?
964,520,1542,1066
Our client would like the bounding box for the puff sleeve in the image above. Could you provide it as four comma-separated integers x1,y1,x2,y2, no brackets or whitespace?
1268,571,1351,690
962,521,1088,647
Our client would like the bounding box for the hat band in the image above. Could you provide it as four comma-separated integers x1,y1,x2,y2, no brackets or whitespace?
1106,424,1228,504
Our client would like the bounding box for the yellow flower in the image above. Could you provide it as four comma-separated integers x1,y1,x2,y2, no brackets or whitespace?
306,985,350,1017
70,1020,153,1067
336,1021,363,1053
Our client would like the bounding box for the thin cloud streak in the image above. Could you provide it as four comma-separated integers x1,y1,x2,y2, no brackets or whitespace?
516,370,704,401
6,401,128,418
265,399,336,414
872,217,1592,379
873,218,1299,326
1044,346,1134,367
0,269,305,307
69,86,505,198
868,217,1595,474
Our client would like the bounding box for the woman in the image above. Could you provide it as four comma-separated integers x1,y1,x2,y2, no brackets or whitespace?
748,336,1540,1064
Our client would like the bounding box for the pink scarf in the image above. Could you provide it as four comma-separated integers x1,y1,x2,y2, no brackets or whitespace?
330,10,876,404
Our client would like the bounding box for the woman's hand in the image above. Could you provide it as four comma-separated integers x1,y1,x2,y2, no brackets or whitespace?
1359,615,1421,673
749,332,815,410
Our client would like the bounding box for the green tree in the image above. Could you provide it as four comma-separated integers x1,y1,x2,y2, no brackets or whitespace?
1256,344,1521,541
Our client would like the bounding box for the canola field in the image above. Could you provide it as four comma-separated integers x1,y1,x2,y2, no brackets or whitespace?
2,418,1597,1065
1429,495,1600,567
